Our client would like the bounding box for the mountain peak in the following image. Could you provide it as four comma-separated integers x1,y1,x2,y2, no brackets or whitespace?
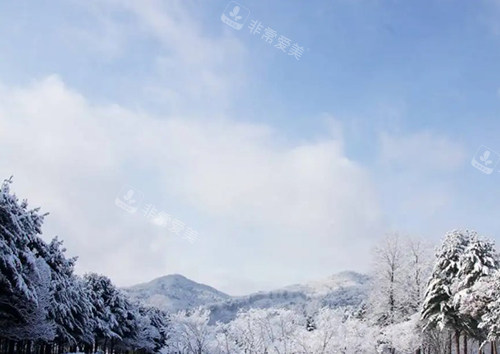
124,274,230,313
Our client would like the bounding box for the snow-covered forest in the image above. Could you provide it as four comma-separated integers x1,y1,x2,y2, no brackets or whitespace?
2,177,500,354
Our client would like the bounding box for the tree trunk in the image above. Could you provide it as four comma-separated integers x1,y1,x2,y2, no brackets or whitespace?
7,340,15,354
463,334,467,354
455,331,460,354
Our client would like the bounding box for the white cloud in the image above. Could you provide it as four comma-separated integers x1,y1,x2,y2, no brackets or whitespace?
0,75,382,294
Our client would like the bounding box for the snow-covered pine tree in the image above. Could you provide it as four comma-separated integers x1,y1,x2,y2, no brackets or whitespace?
149,306,170,352
477,270,500,347
83,272,168,353
69,275,96,350
84,273,121,351
0,178,44,323
109,289,142,352
38,237,94,351
136,305,170,352
422,230,498,353
0,178,57,349
0,258,55,343
454,236,499,343
456,236,498,290
421,230,473,353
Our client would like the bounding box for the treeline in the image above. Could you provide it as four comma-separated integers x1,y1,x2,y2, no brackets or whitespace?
0,178,169,354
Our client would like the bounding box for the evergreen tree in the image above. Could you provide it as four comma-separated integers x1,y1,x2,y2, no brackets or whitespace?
422,230,498,353
0,178,44,325
83,273,121,349
477,271,500,344
0,258,55,342
421,230,473,354
421,230,473,331
454,236,498,340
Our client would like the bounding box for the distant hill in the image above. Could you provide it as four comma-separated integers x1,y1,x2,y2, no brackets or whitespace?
124,274,230,313
125,271,370,323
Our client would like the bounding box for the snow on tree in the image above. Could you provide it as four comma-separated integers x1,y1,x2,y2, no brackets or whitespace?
380,313,422,353
368,233,433,326
295,307,378,354
0,258,56,342
421,230,474,332
368,233,405,326
169,307,212,354
36,237,97,347
0,178,45,323
422,229,499,354
134,305,170,353
83,273,121,345
456,236,498,291
473,270,500,345
453,236,499,340
253,308,301,354
208,308,303,354
339,315,379,354
401,238,434,314
295,307,342,354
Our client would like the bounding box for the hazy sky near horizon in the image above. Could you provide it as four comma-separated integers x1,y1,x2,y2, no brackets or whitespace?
1,0,500,295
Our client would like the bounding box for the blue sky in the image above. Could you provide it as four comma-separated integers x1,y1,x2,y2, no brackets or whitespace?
1,0,499,294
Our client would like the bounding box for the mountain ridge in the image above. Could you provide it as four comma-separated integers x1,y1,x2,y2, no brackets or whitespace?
124,271,370,323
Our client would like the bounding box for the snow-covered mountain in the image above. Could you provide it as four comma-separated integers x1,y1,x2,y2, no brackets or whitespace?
126,271,370,323
124,274,230,313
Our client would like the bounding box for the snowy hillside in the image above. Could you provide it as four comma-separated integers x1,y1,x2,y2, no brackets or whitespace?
126,271,370,323
209,271,370,323
124,274,230,313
